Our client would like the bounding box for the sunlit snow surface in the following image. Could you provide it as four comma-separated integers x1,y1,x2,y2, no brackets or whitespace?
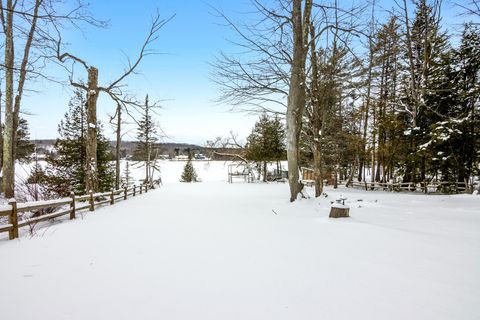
1,161,479,320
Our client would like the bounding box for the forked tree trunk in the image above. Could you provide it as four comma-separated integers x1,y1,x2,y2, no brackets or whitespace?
286,0,311,202
85,67,99,192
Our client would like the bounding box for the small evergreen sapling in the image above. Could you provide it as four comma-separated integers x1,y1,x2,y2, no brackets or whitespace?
180,154,198,183
121,162,134,188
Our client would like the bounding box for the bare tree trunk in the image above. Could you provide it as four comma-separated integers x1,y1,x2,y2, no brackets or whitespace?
371,105,376,185
55,12,169,193
309,22,323,197
85,67,99,192
346,155,358,187
359,2,376,182
146,144,151,184
115,103,121,189
2,0,15,197
333,167,338,189
12,0,41,165
0,89,2,170
262,161,267,182
1,0,41,197
313,145,323,196
286,0,311,202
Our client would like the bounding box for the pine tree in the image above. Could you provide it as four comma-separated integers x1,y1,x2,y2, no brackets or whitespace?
15,118,35,162
419,23,480,189
245,113,286,181
45,89,114,196
454,24,480,186
401,0,450,184
180,152,198,182
134,95,159,183
121,161,134,188
368,16,405,183
0,117,35,164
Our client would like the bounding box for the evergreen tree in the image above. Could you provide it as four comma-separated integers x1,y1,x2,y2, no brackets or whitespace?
455,24,480,186
16,118,35,162
45,89,114,196
245,113,286,181
121,161,134,188
419,23,480,189
134,95,159,183
401,0,450,183
180,152,198,182
0,117,35,163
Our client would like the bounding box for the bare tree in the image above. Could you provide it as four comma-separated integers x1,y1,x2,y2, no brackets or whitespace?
110,102,124,189
285,0,312,201
0,0,105,198
456,0,480,22
212,0,311,201
55,11,173,192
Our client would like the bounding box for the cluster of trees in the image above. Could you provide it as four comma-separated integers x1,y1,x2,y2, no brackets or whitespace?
245,113,286,181
0,1,170,198
28,90,163,198
214,0,480,200
29,90,114,197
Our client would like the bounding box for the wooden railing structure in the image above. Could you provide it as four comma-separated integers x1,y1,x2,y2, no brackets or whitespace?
299,166,477,194
348,181,477,194
0,182,159,241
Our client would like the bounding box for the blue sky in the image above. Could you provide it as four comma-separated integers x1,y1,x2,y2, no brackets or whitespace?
21,0,472,145
24,0,258,145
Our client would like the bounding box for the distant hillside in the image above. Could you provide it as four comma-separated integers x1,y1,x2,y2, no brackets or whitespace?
31,140,243,160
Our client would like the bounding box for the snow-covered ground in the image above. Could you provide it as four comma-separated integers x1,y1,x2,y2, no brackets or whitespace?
0,161,479,320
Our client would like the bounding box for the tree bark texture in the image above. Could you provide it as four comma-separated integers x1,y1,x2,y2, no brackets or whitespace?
115,104,121,189
85,67,99,192
2,0,15,197
286,0,311,202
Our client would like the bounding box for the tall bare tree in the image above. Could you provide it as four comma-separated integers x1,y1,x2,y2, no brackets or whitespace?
285,0,312,201
0,0,103,197
214,0,356,201
56,11,173,192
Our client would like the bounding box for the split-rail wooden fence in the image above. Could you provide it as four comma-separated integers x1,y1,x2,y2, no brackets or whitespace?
0,182,158,241
347,181,477,194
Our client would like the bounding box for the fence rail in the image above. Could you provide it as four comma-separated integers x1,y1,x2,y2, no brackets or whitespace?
0,181,159,241
347,181,478,194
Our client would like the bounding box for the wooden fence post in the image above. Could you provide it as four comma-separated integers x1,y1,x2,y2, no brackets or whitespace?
70,192,76,220
124,186,128,200
133,185,136,197
110,188,115,205
89,190,94,211
8,199,18,240
145,184,148,193
140,184,143,194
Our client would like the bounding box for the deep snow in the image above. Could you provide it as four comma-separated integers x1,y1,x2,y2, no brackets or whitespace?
0,161,479,320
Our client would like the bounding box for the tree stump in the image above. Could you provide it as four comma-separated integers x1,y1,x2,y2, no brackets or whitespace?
329,205,350,218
